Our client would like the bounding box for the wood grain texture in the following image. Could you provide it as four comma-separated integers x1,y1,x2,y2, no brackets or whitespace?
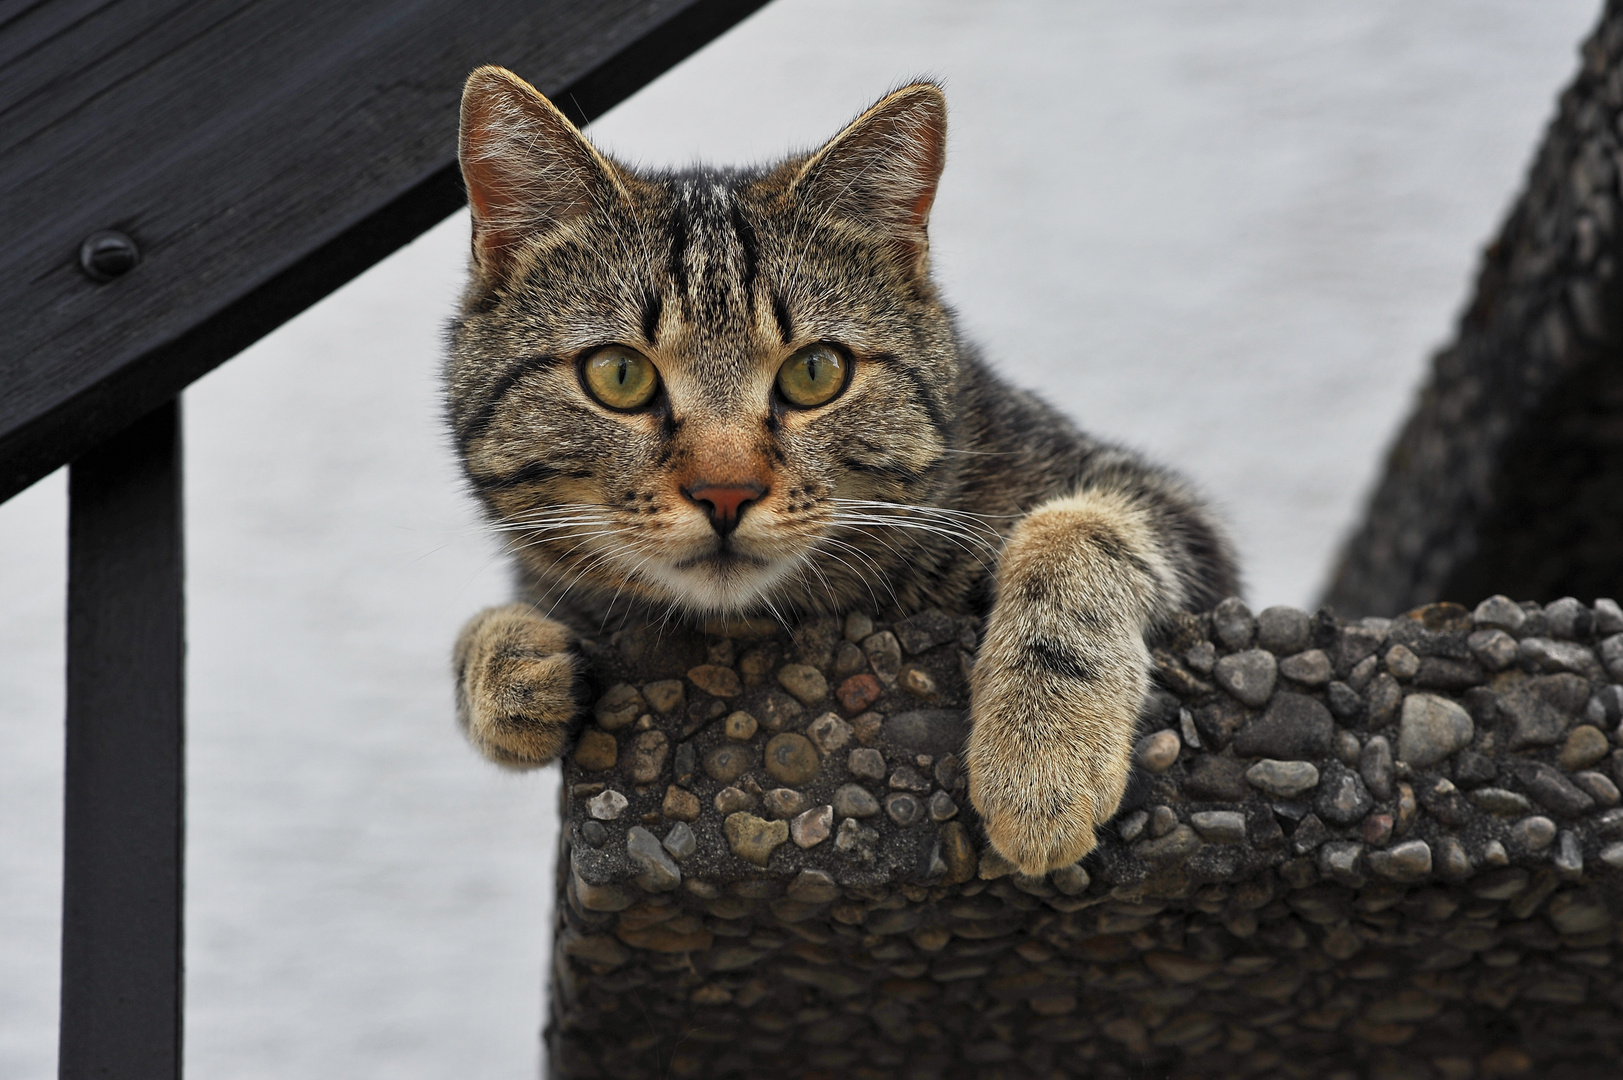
0,0,770,502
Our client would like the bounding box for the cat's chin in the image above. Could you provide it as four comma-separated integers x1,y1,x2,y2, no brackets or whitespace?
643,549,800,618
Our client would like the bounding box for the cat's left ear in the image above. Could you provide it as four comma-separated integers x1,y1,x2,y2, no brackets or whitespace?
794,82,947,274
459,65,625,282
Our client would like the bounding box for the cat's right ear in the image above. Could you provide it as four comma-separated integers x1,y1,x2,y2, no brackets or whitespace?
459,66,622,282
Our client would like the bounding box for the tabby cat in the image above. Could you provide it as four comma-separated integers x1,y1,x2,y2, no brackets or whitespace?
444,67,1239,873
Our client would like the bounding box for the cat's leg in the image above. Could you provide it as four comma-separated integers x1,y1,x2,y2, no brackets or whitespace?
453,604,581,767
967,470,1229,874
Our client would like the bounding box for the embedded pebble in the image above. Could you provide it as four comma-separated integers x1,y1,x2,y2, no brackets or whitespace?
1179,708,1202,749
1334,729,1361,766
1117,809,1148,842
1545,597,1591,639
575,729,619,772
722,710,758,741
1368,840,1431,882
661,785,699,822
1573,770,1621,806
1595,598,1623,634
861,631,903,683
885,793,923,826
843,611,874,643
1600,842,1623,869
672,742,696,785
807,712,852,754
791,804,833,848
587,789,628,820
1384,644,1420,680
1473,595,1526,631
928,790,958,821
687,664,742,698
1245,759,1320,798
594,683,646,729
1256,605,1311,654
833,784,880,818
640,678,684,714
1518,761,1596,816
898,665,937,699
1481,839,1510,867
580,820,608,847
848,747,887,781
724,812,788,866
1398,693,1474,767
1473,788,1533,816
1468,629,1519,670
1190,810,1246,843
762,788,810,819
714,787,756,815
1511,815,1557,851
1184,640,1216,674
1213,648,1277,707
1555,830,1584,879
888,765,931,793
661,822,696,860
1360,813,1393,847
1318,840,1366,886
1149,805,1179,838
834,817,879,862
628,730,669,784
1134,729,1181,773
1211,597,1256,650
1278,649,1331,686
626,825,681,891
1316,761,1374,825
836,673,883,713
1050,863,1090,896
832,641,868,679
776,664,828,705
703,743,754,784
763,733,819,786
1436,836,1471,879
1360,735,1394,801
1233,693,1333,759
1520,637,1602,677
1559,725,1610,771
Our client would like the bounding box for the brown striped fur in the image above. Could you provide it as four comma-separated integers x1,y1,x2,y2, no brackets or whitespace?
445,67,1239,872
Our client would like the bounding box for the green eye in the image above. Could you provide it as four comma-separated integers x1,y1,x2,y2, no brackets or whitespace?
583,346,659,410
776,344,849,408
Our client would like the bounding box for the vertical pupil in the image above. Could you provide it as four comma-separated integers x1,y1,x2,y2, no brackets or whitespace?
615,357,628,386
806,355,819,383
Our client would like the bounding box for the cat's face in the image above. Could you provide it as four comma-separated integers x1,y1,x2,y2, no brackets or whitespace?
446,68,960,617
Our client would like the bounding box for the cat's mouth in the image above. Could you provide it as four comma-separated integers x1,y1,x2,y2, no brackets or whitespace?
671,547,769,571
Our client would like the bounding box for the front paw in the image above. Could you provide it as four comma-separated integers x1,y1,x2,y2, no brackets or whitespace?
453,605,580,768
966,631,1147,875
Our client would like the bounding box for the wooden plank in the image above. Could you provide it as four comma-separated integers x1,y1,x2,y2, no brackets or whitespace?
0,0,770,502
60,400,185,1080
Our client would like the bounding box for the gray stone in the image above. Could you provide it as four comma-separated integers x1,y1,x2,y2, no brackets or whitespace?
1520,637,1602,678
1190,810,1247,843
1573,769,1621,806
1318,840,1366,886
1474,595,1527,632
661,822,696,861
787,868,841,904
1367,840,1431,882
1315,761,1374,826
1455,748,1497,787
1133,729,1181,773
1595,599,1623,635
1602,633,1623,682
714,786,757,815
1347,654,1379,692
1137,823,1202,865
1384,644,1421,680
894,608,956,654
1256,605,1311,655
1336,624,1387,674
1186,756,1250,801
1233,693,1333,760
1179,708,1202,749
1214,648,1277,707
626,826,681,891
1599,842,1623,869
1116,809,1148,842
843,611,874,643
1326,681,1363,720
1050,863,1090,896
1511,815,1557,851
1468,629,1519,670
1185,640,1216,674
1149,804,1179,838
776,663,829,705
862,630,903,683
1291,813,1330,855
832,641,867,679
806,712,852,754
1554,830,1584,880
1515,761,1596,817
848,747,887,781
703,743,755,784
1212,597,1256,650
1278,649,1331,686
1245,759,1320,798
791,804,833,848
885,793,924,826
882,709,969,757
1334,728,1361,766
834,817,879,862
833,784,880,819
581,820,608,847
1544,597,1592,639
587,789,628,820
1472,787,1534,816
928,790,958,821
1365,673,1403,725
1360,736,1394,801
1398,693,1475,767
888,765,931,793
1501,677,1586,749
672,741,696,785
1436,836,1471,879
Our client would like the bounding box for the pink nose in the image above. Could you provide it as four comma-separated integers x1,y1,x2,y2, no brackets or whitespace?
684,482,766,536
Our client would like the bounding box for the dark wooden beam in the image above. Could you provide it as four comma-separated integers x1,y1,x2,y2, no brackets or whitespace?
61,400,186,1080
0,0,771,504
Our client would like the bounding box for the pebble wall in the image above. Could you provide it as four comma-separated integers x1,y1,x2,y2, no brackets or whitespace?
549,598,1623,1079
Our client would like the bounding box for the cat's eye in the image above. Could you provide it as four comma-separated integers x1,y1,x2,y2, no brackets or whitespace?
776,344,849,408
582,346,659,410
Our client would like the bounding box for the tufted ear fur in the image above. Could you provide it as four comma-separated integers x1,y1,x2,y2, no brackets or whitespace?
794,82,947,274
458,65,623,282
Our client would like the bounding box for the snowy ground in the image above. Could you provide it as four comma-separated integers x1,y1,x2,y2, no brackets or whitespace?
0,1,1602,1076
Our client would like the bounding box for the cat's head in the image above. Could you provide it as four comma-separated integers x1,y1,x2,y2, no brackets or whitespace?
445,66,960,618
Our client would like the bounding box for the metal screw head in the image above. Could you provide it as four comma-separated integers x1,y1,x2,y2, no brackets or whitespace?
79,230,140,282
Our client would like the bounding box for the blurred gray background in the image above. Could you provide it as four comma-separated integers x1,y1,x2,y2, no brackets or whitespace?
0,0,1602,1075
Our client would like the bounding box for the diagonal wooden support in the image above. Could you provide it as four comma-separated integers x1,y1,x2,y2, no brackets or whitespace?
61,400,185,1080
